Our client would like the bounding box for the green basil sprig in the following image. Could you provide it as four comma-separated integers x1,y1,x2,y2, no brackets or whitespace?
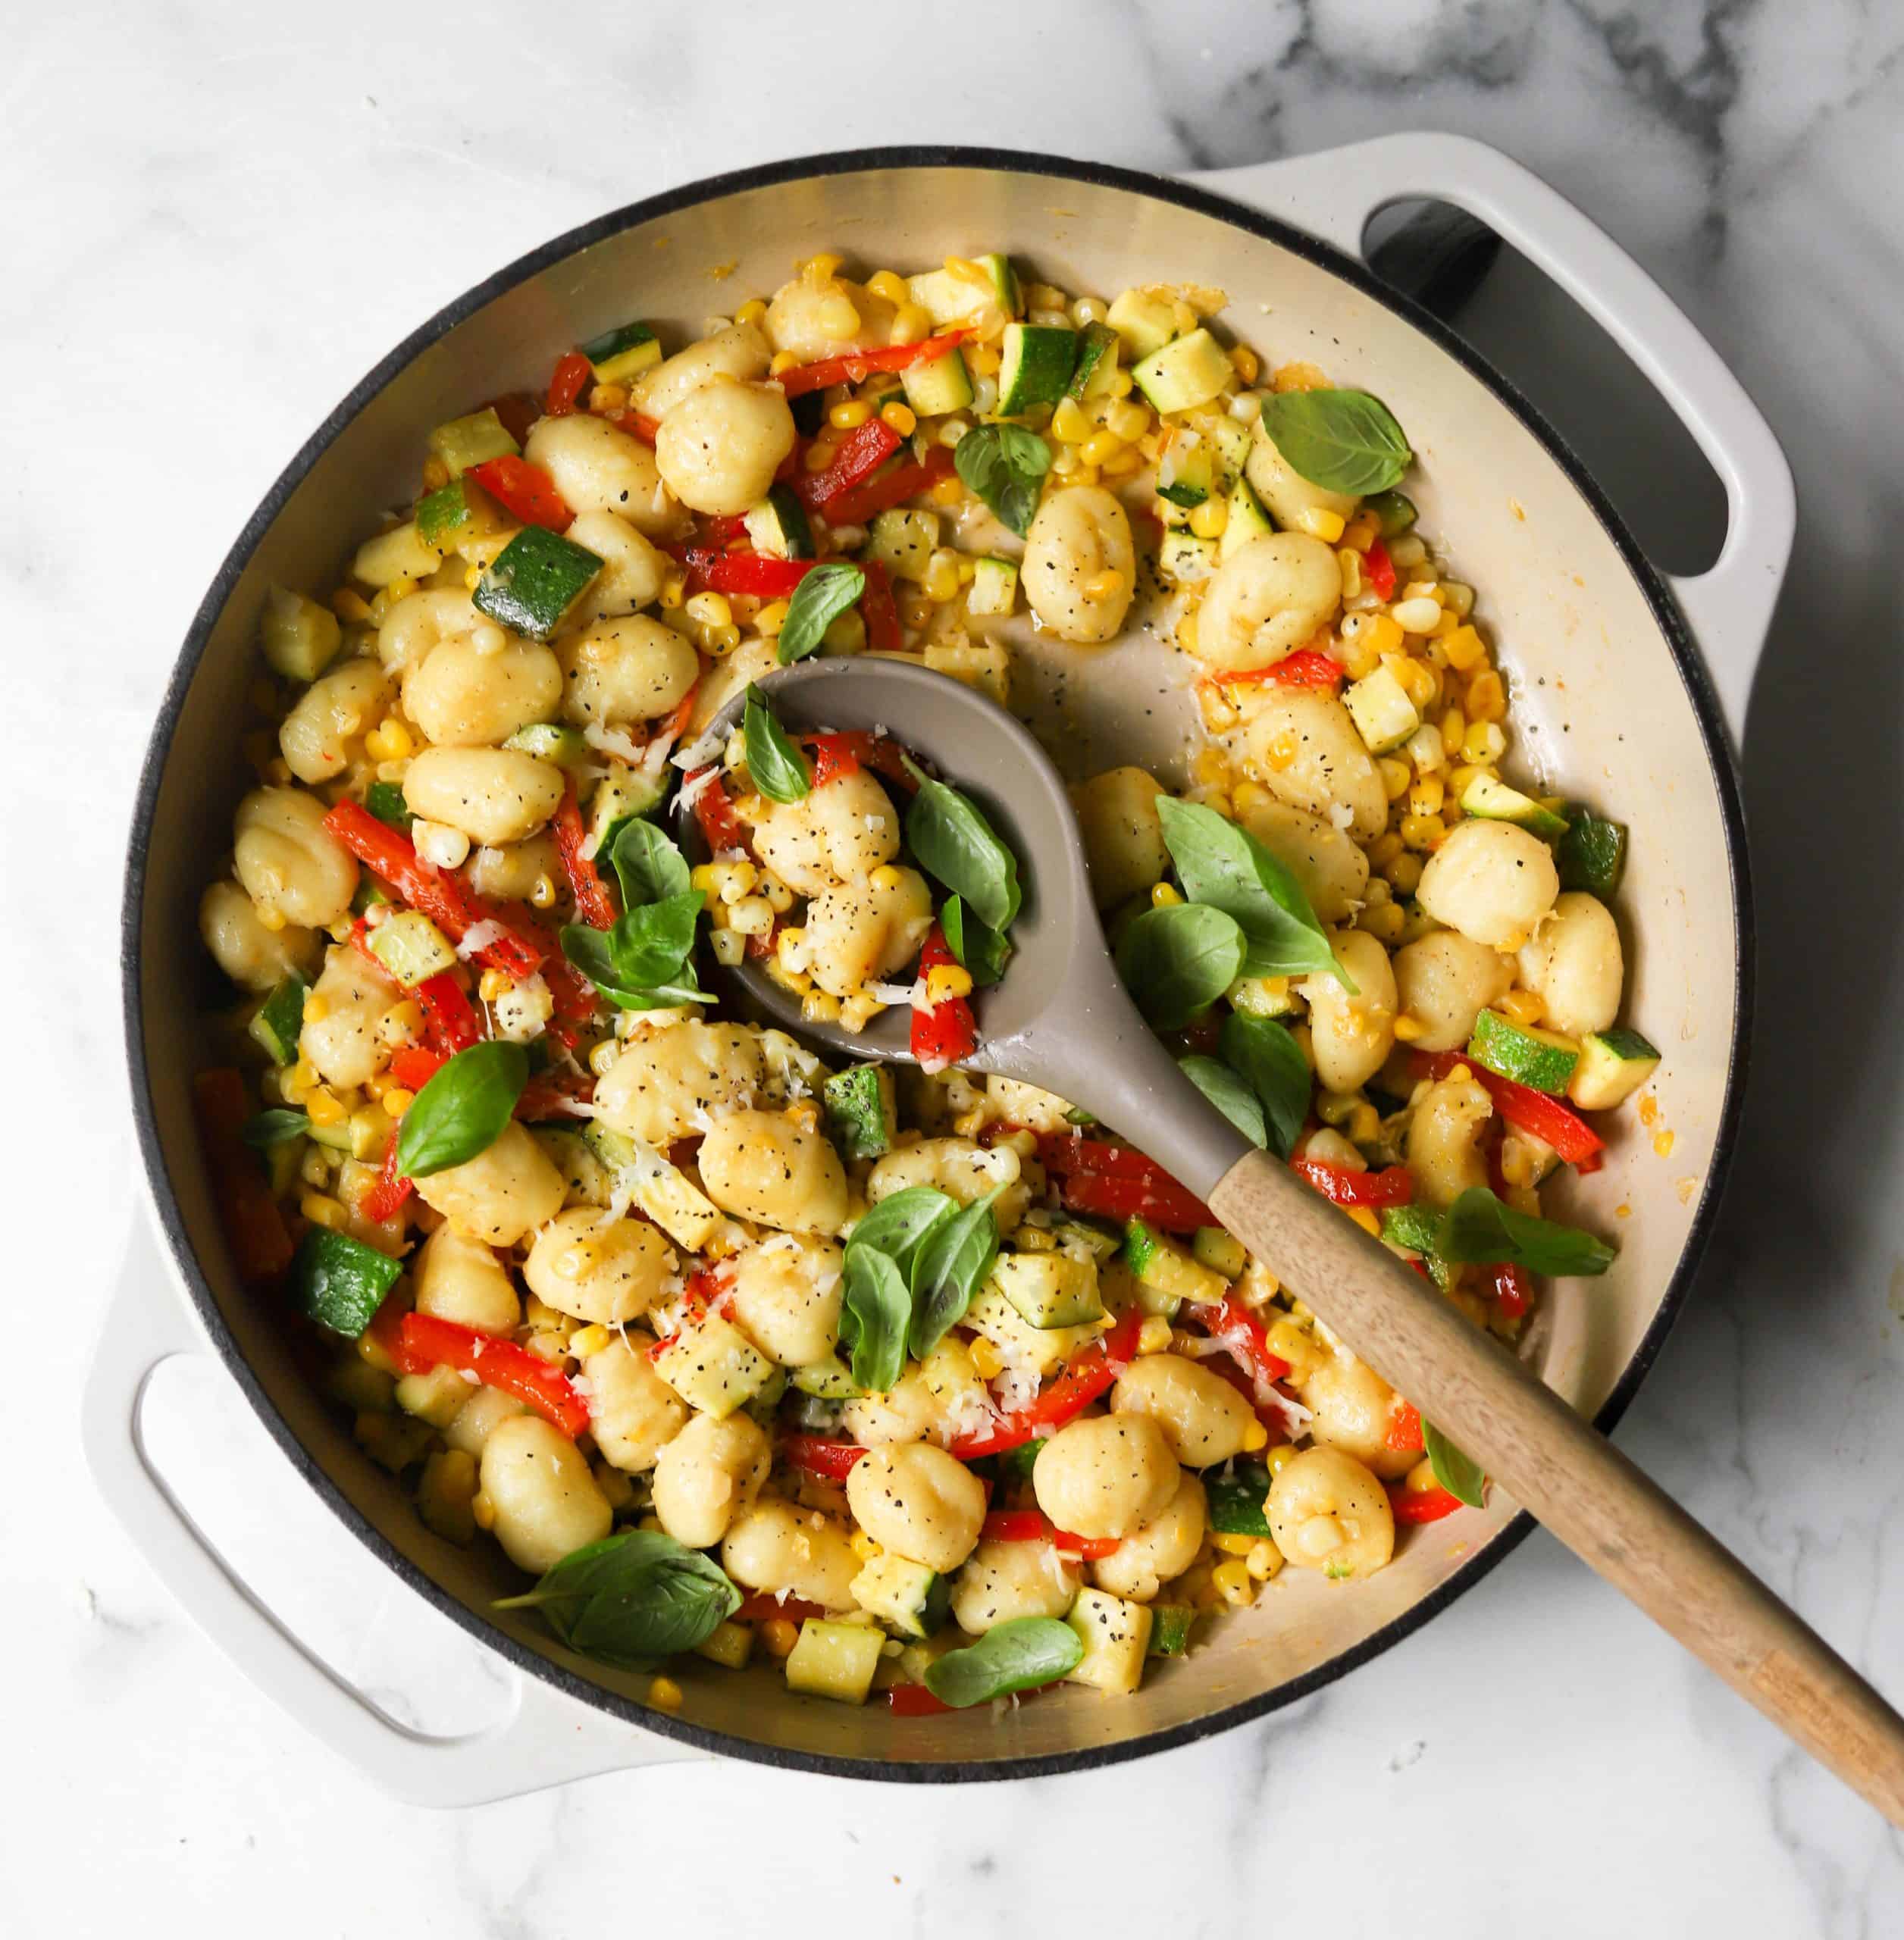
562,819,709,1010
838,1245,913,1394
1257,388,1412,495
1438,1187,1617,1278
1114,902,1245,1031
494,1530,741,1669
776,562,865,665
394,1040,529,1178
1423,1422,1486,1508
923,1615,1082,1707
742,684,811,803
941,894,1011,987
1178,1054,1266,1148
243,1108,312,1149
902,758,1022,934
908,1185,1005,1359
952,423,1051,537
608,815,691,907
847,1186,957,1268
1157,799,1349,988
1218,1012,1310,1162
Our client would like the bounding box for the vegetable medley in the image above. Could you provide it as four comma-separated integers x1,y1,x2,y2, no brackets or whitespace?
195,246,1658,1716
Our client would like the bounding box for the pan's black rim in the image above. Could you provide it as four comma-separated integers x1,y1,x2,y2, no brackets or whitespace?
122,143,1758,1788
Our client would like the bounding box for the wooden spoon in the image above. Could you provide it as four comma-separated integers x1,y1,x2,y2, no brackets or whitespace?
678,658,1904,1823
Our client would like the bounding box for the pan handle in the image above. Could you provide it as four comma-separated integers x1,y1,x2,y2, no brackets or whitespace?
82,1216,705,1808
1192,132,1793,749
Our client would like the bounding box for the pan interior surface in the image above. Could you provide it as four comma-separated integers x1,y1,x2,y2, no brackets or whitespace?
127,150,1746,1779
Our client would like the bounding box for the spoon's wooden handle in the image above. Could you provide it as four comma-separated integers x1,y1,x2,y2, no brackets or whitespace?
1208,1148,1904,1828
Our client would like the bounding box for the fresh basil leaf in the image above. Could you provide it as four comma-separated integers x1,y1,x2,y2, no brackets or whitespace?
839,1244,912,1394
1217,1012,1310,1162
908,1185,1004,1359
941,894,1012,987
742,685,810,803
901,758,1022,933
849,1186,957,1272
560,922,710,1012
1114,903,1245,1031
952,423,1051,537
1437,1187,1616,1277
776,562,865,665
393,1040,528,1178
1177,1055,1266,1148
1156,798,1349,989
1257,388,1413,495
609,891,704,987
242,1108,311,1149
1423,1422,1486,1508
494,1530,740,1669
364,779,413,831
609,817,691,909
923,1615,1083,1708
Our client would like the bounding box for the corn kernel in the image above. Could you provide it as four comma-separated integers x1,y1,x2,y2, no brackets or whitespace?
1150,882,1183,909
305,1088,347,1128
1399,812,1447,851
1213,1559,1256,1607
1346,1206,1382,1238
1342,511,1379,552
879,401,917,437
828,398,873,430
659,574,687,609
760,1618,799,1659
365,717,415,762
381,1087,415,1120
1265,731,1299,771
866,270,908,305
1273,360,1328,393
478,967,509,1003
1136,1316,1174,1355
1363,614,1404,657
1442,624,1486,672
1212,1532,1257,1557
587,1039,622,1078
1078,430,1122,468
753,598,791,637
331,587,374,624
1229,343,1260,384
969,1337,1005,1378
471,1491,496,1531
1376,756,1412,802
732,296,769,328
647,1676,684,1713
1106,398,1151,443
850,1529,882,1561
1188,496,1229,540
1466,669,1507,722
1382,851,1423,896
685,590,733,629
1408,774,1445,817
300,1192,346,1230
1498,988,1545,1028
1241,1419,1270,1453
1653,1130,1677,1158
1357,901,1406,943
925,963,973,1004
1295,506,1346,543
1266,1444,1297,1476
530,873,559,910
888,300,932,346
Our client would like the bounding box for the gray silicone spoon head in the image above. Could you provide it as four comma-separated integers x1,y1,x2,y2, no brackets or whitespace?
674,657,1251,1199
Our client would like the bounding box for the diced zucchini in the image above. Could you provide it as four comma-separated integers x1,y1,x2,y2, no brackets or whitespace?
1155,433,1212,508
1132,328,1232,415
784,1619,885,1704
865,507,941,584
582,1124,723,1251
287,1228,402,1339
1123,1218,1228,1308
967,555,1019,618
1157,531,1220,587
792,1356,862,1400
427,406,519,479
996,1438,1046,1489
355,1410,434,1474
1106,288,1176,360
652,1312,775,1417
696,1619,756,1669
1467,1008,1581,1095
1147,1605,1196,1657
823,1064,897,1162
1558,806,1629,896
473,527,604,640
586,771,666,854
531,1125,612,1203
581,319,662,386
1461,773,1571,841
352,521,445,590
993,1251,1104,1329
263,1134,306,1199
900,345,975,418
1205,417,1252,494
996,322,1076,415
415,476,506,549
1567,1028,1661,1110
851,1554,949,1640
396,1363,475,1428
977,252,1022,318
1065,1588,1153,1695
1227,973,1298,1018
1066,321,1120,400
365,909,458,988
964,1287,1103,1378
906,268,988,328
1205,1463,1273,1538
1217,475,1274,561
416,1447,478,1544
1192,1227,1246,1280
1344,663,1421,754
248,973,308,1066
259,585,342,683
1052,1219,1123,1265
364,780,412,830
1365,489,1417,537
743,481,816,561
503,722,591,770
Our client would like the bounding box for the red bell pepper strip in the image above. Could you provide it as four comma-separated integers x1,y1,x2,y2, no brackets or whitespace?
194,1069,295,1284
800,731,916,791
387,1044,446,1092
465,455,574,533
553,787,617,929
775,329,970,400
515,1070,596,1124
791,417,903,512
1492,1262,1533,1319
979,1511,1118,1560
859,558,903,653
596,406,662,445
736,1594,828,1625
683,766,747,856
1413,1052,1606,1165
886,1684,954,1717
1202,647,1345,692
362,1134,413,1225
819,446,955,527
682,547,819,599
1054,1531,1123,1562
545,350,592,418
485,393,541,446
416,972,484,1053
324,801,543,981
365,1293,425,1375
1037,1134,1217,1233
1291,1157,1414,1207
1386,1401,1425,1453
1188,1294,1292,1387
1389,1482,1467,1524
778,1434,869,1481
947,1310,1145,1460
399,1313,590,1438
1363,535,1397,602
910,925,977,1073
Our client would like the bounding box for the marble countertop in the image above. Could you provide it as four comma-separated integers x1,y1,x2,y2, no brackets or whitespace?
14,0,1904,1931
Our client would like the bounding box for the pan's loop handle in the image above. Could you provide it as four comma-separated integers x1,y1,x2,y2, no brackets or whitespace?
83,1222,704,1807
1191,132,1794,749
